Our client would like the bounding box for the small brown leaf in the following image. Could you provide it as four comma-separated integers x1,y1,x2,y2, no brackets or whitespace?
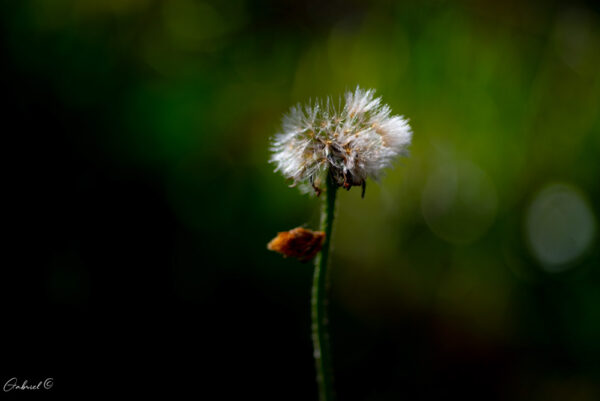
267,227,325,262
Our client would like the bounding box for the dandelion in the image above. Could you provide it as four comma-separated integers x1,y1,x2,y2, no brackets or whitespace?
268,87,412,401
270,87,412,197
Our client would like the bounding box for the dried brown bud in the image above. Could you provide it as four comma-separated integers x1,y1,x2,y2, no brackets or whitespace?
267,227,325,262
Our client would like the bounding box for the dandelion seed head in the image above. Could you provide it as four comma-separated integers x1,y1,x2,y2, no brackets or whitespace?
270,87,412,195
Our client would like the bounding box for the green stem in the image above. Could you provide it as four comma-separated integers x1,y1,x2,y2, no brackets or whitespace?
312,172,337,401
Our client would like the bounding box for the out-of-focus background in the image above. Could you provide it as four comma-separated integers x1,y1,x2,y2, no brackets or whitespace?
2,0,600,399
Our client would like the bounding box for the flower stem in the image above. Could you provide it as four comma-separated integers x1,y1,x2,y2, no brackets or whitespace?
312,172,337,401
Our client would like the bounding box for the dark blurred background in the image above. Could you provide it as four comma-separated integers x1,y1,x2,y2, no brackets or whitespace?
2,0,600,399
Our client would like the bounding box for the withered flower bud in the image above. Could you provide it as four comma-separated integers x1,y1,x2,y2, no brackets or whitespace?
267,227,325,262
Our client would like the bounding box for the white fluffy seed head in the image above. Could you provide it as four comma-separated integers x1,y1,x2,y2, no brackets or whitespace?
270,87,412,195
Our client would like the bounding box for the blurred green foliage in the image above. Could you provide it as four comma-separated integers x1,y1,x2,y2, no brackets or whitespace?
3,0,600,398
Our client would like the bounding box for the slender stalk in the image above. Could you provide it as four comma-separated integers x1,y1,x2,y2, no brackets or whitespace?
311,172,337,401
